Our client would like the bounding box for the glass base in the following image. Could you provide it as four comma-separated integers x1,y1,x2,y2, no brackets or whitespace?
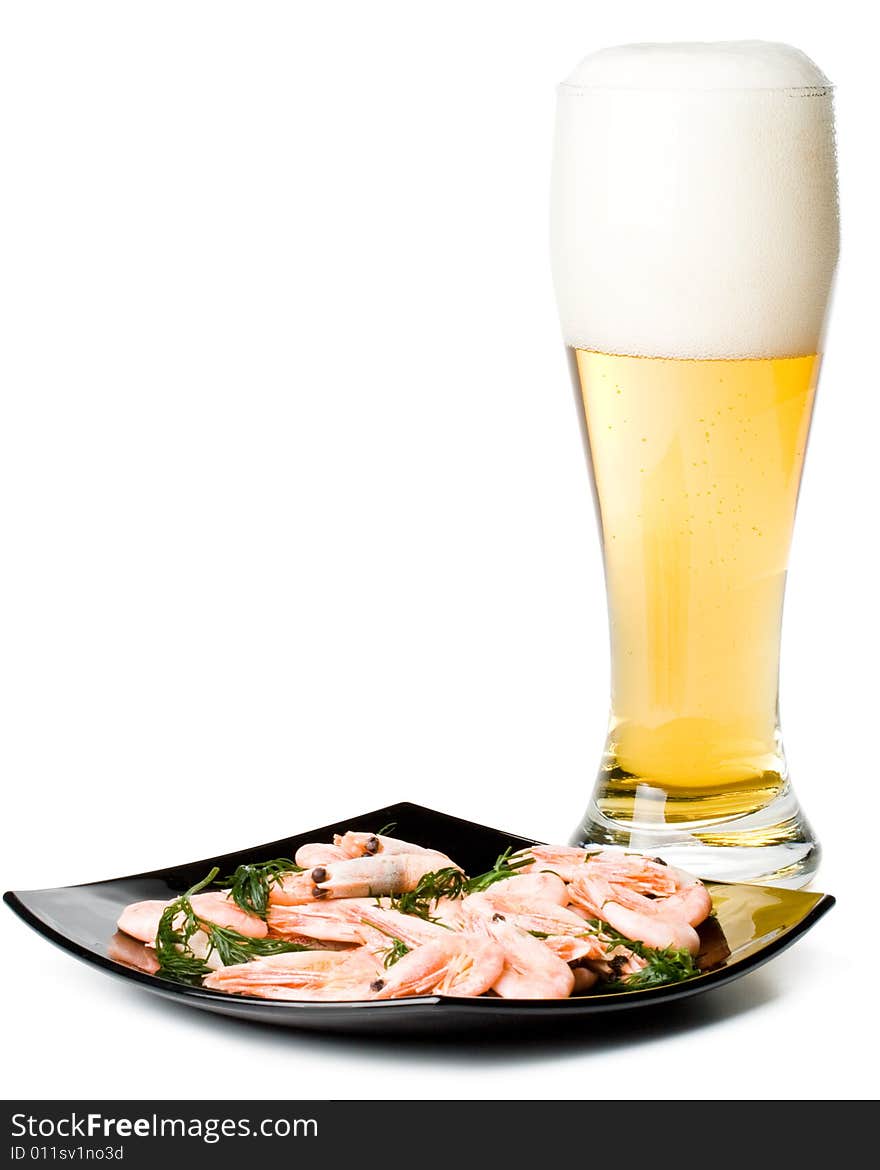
570,779,819,888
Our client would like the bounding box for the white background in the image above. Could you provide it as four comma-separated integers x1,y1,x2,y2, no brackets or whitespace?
1,0,877,1101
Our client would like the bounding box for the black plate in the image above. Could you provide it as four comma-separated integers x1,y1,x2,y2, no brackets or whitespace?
4,801,834,1033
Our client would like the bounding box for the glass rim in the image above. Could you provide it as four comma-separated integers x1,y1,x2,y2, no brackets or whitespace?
556,81,834,96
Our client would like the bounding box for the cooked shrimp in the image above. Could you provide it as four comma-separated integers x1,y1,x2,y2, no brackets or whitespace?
116,900,169,943
599,946,649,978
559,850,712,928
462,904,575,998
615,861,712,927
542,935,607,963
107,931,161,975
582,853,679,896
370,936,505,999
266,898,454,949
567,853,711,949
465,890,611,974
333,831,453,862
514,844,600,882
271,851,458,904
352,903,454,950
468,889,597,938
266,871,321,905
483,919,575,999
127,830,712,1001
117,891,268,945
568,874,702,954
204,948,381,1000
189,892,271,937
463,892,597,966
294,843,349,868
572,966,599,994
486,871,568,906
266,899,375,944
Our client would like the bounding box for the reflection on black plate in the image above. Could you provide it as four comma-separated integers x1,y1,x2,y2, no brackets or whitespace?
4,802,834,1033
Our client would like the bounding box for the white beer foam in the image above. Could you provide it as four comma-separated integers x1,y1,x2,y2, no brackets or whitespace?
551,42,839,359
564,41,830,90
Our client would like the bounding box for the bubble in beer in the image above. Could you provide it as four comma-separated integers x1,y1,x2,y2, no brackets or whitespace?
550,41,839,359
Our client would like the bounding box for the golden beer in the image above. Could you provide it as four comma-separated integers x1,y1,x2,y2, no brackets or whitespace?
551,41,839,883
571,350,817,821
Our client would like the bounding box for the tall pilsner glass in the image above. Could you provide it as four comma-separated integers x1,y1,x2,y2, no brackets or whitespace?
550,42,838,885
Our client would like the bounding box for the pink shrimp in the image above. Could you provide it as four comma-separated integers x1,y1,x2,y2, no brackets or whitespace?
203,948,382,1000
486,871,569,906
189,892,270,936
469,889,596,937
625,861,712,927
267,871,322,905
119,833,716,1001
486,920,575,999
593,946,649,979
270,851,458,904
116,901,170,943
566,851,712,928
541,935,609,964
351,904,455,950
266,898,377,945
569,853,711,943
107,931,161,975
568,873,702,954
465,889,609,970
513,844,600,883
462,905,575,999
371,936,505,999
117,891,268,945
572,966,599,994
293,843,349,868
333,831,453,862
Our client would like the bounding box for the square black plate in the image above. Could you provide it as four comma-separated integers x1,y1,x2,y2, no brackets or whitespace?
3,801,834,1033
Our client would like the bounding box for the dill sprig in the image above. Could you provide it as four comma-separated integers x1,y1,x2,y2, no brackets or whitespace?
613,947,697,989
203,927,310,967
382,938,410,968
584,918,699,991
217,857,303,919
356,913,413,968
154,871,217,984
155,867,307,985
388,847,532,920
465,847,532,893
389,867,465,920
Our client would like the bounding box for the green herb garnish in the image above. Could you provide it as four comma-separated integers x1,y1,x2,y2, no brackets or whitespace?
382,938,410,968
389,867,465,920
155,868,307,985
357,914,412,967
388,847,531,921
154,871,216,984
584,918,698,991
217,858,303,919
200,926,310,967
612,946,697,989
465,847,532,893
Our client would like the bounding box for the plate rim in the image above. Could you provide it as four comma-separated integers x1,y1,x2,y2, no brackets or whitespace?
3,800,836,1015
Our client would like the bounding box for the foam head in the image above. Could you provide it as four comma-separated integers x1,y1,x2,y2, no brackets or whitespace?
550,41,839,359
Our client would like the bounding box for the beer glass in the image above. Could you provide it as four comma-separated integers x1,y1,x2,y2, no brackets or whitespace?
551,42,838,885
